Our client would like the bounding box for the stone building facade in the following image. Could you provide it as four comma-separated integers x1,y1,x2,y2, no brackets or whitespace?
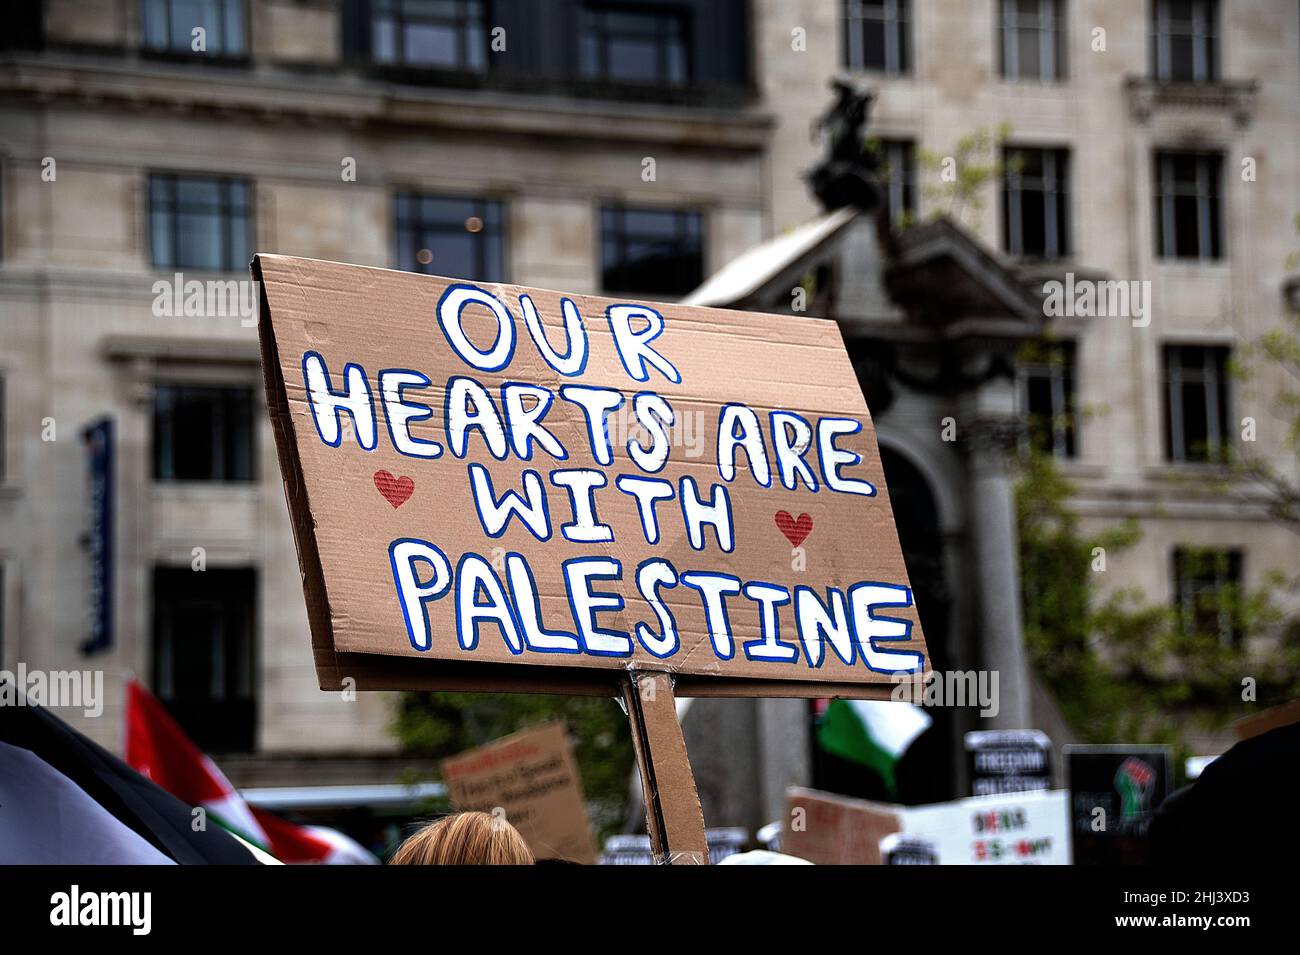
1,1,1296,824
684,0,1299,828
750,0,1299,756
0,0,765,787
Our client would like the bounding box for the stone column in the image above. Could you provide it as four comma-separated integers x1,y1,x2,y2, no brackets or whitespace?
755,697,811,828
964,400,1031,729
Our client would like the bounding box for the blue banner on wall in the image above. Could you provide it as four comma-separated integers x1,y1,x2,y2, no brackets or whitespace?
81,418,114,655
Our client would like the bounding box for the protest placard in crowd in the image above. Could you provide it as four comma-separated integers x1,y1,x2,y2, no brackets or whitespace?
901,789,1071,864
442,722,596,864
1066,744,1171,865
785,785,1071,864
965,729,1053,796
255,255,927,698
782,787,903,864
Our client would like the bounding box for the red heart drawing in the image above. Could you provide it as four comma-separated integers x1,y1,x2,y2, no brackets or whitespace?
373,470,414,508
775,511,813,548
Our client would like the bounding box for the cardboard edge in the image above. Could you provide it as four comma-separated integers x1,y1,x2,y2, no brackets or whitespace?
624,672,708,864
252,254,343,689
1234,698,1300,740
322,651,911,700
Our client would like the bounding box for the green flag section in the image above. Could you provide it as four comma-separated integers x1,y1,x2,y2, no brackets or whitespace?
817,699,932,794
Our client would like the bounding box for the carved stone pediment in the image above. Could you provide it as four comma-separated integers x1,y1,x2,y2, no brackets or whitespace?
1124,76,1259,128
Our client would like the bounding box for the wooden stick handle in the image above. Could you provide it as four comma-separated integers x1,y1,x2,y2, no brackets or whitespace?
622,671,709,865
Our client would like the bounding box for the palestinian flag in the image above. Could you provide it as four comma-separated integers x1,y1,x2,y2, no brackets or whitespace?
126,680,271,850
816,699,931,795
250,806,378,865
126,680,378,863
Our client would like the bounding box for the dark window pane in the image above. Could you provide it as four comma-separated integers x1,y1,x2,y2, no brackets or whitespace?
1003,147,1069,258
1172,547,1243,645
846,0,910,74
428,234,475,278
1163,345,1230,463
601,205,704,296
579,4,691,86
1172,195,1199,256
873,139,916,228
153,385,255,482
861,20,886,68
1152,0,1217,82
148,174,251,271
394,192,505,282
1016,28,1041,77
1154,151,1221,260
141,0,248,56
152,567,256,753
1020,341,1076,458
372,0,487,71
1169,34,1195,80
373,17,398,60
1020,191,1047,255
1180,380,1208,455
406,24,459,66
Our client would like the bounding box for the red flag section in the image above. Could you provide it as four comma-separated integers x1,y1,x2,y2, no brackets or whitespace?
125,680,376,864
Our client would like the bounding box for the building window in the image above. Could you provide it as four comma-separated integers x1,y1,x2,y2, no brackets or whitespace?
579,3,690,86
1154,152,1222,260
1020,340,1076,458
1152,0,1218,83
872,139,916,228
142,0,248,57
153,385,254,482
149,174,251,272
153,566,256,753
1002,147,1070,259
395,194,505,282
1172,548,1242,646
1163,344,1230,463
845,0,910,75
998,0,1065,81
600,205,703,297
371,0,487,70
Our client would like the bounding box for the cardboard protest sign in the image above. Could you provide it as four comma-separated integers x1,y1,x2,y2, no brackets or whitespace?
784,786,1070,865
965,729,1053,796
1065,744,1170,864
442,722,597,864
900,789,1071,865
782,787,902,864
254,254,927,697
1235,698,1300,740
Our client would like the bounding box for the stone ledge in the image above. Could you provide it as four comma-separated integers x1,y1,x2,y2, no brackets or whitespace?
1124,76,1260,128
0,53,774,152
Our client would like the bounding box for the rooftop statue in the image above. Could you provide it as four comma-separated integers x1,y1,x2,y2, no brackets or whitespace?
805,79,882,212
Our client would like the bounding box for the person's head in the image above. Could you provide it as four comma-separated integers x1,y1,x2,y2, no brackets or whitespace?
388,811,534,865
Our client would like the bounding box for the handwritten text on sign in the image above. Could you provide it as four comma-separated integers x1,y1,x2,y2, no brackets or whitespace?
257,256,926,688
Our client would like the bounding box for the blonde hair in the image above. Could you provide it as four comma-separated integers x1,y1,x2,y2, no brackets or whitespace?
388,811,535,866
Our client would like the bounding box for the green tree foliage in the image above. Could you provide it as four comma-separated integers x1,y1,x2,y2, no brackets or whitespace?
1017,452,1299,752
916,123,1015,227
1229,213,1300,522
391,691,635,839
